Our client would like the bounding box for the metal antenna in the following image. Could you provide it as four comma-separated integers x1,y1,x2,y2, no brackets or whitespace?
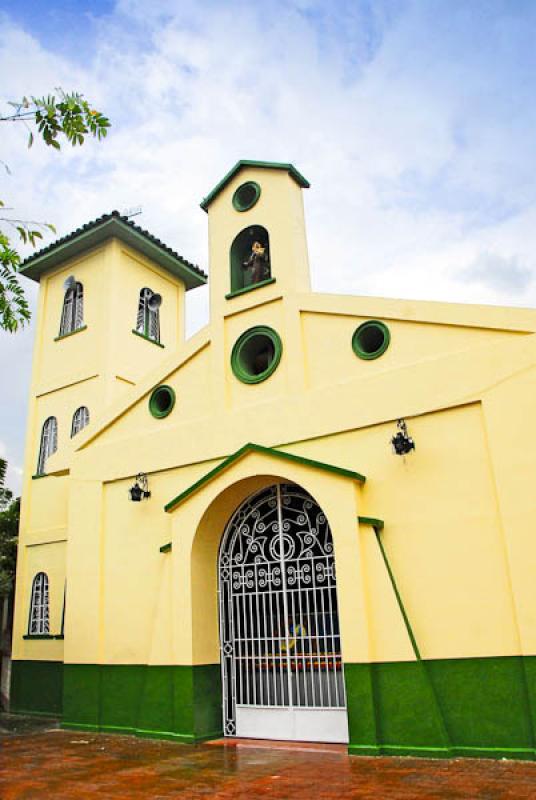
121,206,143,219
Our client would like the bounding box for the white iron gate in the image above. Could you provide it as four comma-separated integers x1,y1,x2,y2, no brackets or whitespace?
218,483,348,743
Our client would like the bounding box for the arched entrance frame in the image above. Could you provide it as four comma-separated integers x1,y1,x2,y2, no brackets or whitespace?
166,449,371,676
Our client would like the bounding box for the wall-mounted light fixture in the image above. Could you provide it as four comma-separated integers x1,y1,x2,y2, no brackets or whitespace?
391,419,415,456
129,472,151,502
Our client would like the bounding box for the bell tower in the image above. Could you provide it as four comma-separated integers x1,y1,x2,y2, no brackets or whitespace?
19,211,206,479
201,160,311,321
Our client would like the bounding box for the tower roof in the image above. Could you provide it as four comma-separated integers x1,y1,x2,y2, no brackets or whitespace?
200,160,310,212
19,210,207,289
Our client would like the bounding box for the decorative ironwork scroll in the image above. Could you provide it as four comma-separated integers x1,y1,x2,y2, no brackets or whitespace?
218,483,345,737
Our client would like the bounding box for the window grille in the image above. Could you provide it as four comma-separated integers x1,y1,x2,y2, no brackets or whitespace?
36,416,58,475
71,406,90,437
136,287,160,342
28,572,50,635
59,282,84,336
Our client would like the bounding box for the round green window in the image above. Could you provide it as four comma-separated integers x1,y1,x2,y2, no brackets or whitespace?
231,326,282,384
232,181,261,212
149,385,176,418
352,320,390,360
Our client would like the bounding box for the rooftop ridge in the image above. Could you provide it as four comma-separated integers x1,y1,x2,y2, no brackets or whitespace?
19,210,207,288
200,159,310,212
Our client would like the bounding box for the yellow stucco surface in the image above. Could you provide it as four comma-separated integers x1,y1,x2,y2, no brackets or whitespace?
12,163,536,680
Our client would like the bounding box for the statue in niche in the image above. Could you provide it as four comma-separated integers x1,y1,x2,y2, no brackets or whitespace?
242,241,270,285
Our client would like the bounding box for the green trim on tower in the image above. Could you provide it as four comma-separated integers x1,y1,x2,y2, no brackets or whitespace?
201,160,310,211
132,329,165,348
225,277,276,300
54,325,88,342
164,442,366,512
62,663,222,743
10,660,64,716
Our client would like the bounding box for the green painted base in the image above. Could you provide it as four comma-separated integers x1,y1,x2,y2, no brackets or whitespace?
10,660,63,716
12,656,536,761
61,721,222,744
62,663,222,743
346,656,536,761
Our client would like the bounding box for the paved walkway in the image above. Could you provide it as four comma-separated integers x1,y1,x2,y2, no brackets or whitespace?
1,722,536,798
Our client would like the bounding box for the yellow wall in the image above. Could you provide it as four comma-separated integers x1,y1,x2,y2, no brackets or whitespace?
12,235,188,661
13,163,536,678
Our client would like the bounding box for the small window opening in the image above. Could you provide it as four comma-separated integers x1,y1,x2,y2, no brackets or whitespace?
230,226,271,293
36,416,58,475
352,321,391,360
28,572,50,635
149,385,176,418
71,406,90,437
136,288,160,342
59,282,84,336
232,181,261,212
231,326,282,384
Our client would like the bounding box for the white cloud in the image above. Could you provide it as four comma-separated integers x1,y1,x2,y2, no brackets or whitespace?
1,0,536,480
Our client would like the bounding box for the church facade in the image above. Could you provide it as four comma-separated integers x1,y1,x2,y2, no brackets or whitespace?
10,160,536,759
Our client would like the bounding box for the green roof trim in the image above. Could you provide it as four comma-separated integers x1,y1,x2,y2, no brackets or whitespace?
159,542,172,553
19,211,207,290
164,442,365,513
200,160,310,212
358,516,385,531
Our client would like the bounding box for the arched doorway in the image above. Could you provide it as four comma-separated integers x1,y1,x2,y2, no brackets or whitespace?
218,483,349,743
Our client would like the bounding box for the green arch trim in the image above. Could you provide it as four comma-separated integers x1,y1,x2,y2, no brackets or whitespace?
164,442,366,513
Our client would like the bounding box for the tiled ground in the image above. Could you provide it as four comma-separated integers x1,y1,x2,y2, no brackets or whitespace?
1,721,536,799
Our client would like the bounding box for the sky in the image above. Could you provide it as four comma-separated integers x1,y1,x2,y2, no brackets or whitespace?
1,0,536,494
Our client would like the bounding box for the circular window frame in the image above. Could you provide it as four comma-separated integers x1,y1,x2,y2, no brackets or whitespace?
149,385,176,418
232,181,261,212
231,325,283,384
352,320,391,360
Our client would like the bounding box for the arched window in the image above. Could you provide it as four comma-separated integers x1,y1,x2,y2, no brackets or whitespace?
59,282,84,336
71,406,90,437
28,572,50,635
36,416,58,475
230,226,271,293
136,287,160,342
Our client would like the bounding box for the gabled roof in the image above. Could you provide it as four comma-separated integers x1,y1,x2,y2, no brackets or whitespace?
200,160,310,212
20,210,207,289
164,442,365,513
